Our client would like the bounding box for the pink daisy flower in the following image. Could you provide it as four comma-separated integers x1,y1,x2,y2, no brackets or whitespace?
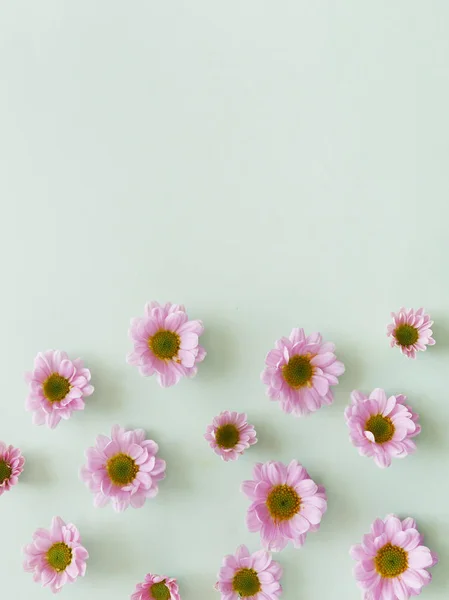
127,301,206,387
215,544,282,600
351,514,438,599
131,573,181,600
23,516,88,594
25,350,94,429
80,424,166,512
0,442,25,496
241,460,327,552
205,411,257,462
345,389,421,469
387,307,435,359
261,328,345,417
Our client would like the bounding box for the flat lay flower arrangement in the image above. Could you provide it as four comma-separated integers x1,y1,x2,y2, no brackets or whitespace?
2,301,438,599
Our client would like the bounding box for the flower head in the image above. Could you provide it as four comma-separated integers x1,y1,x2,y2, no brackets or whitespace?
262,328,344,416
80,425,166,512
25,350,93,429
345,389,421,468
215,544,282,600
23,516,88,594
131,573,180,600
205,411,257,461
387,307,435,359
127,301,206,387
242,460,327,552
351,514,438,599
0,442,25,496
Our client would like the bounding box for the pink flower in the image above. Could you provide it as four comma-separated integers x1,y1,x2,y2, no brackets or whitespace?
261,328,345,416
131,573,181,600
205,411,257,462
25,350,94,429
215,544,282,600
80,425,166,512
387,307,435,359
241,460,327,552
0,442,25,496
351,514,438,599
127,301,206,387
345,389,421,469
23,516,88,594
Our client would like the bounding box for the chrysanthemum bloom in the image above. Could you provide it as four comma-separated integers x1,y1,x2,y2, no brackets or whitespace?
25,350,94,428
205,411,257,462
23,516,88,594
80,424,166,511
127,301,206,387
387,307,435,359
345,389,421,469
351,514,438,599
215,544,282,600
131,573,181,600
0,442,25,496
242,460,327,552
261,328,344,416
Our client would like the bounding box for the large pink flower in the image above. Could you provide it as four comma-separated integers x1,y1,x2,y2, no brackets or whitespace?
205,411,257,461
261,328,345,416
216,544,282,600
0,442,25,496
23,516,88,594
131,573,181,600
351,514,438,599
127,301,206,387
387,307,435,359
25,350,94,428
345,389,421,469
241,460,327,552
80,425,166,512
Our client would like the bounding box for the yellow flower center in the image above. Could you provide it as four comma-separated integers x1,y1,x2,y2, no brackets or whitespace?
150,581,171,600
149,330,181,360
365,414,395,444
266,484,301,522
394,324,419,347
282,355,313,389
0,459,12,484
43,373,71,403
46,542,73,572
375,543,408,578
232,568,261,597
106,453,139,486
215,424,240,449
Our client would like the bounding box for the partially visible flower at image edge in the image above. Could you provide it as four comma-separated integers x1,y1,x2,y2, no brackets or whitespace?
262,328,345,416
23,516,88,594
25,350,94,429
127,301,206,387
0,441,25,496
351,514,438,599
131,572,181,600
387,307,435,359
80,424,166,512
215,544,282,600
205,411,257,461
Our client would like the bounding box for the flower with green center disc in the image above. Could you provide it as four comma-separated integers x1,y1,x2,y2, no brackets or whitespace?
0,459,12,485
365,414,395,444
215,423,240,449
282,354,313,389
149,330,181,361
150,581,171,600
43,373,71,403
106,453,139,486
266,484,301,522
46,542,73,572
232,568,261,597
394,324,419,347
375,543,408,578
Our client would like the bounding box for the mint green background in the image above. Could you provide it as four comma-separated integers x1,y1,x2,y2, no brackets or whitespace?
1,2,448,599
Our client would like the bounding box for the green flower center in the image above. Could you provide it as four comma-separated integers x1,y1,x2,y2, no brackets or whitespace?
106,453,139,486
43,373,71,403
282,355,313,389
266,484,301,522
150,581,171,600
394,324,419,347
46,542,72,572
375,543,408,578
215,423,240,449
149,330,181,360
0,459,12,484
365,414,395,444
232,568,261,597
